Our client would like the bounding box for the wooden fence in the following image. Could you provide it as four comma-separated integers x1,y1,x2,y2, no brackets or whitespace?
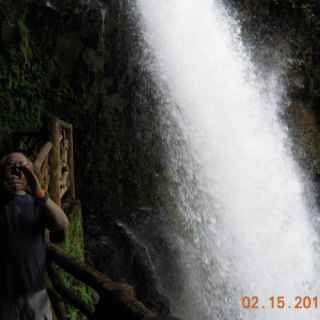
27,117,164,319
47,243,159,320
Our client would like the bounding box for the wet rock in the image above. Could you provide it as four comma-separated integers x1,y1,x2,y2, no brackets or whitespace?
79,6,102,49
54,33,83,77
1,19,19,47
86,218,172,316
82,48,104,73
287,103,320,176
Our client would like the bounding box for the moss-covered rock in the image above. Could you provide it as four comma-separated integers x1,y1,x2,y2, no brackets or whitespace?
59,200,93,320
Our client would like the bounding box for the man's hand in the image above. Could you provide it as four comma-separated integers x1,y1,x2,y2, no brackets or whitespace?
3,158,42,195
20,161,42,194
3,173,27,193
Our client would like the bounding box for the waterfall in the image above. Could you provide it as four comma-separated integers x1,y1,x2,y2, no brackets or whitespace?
134,0,320,319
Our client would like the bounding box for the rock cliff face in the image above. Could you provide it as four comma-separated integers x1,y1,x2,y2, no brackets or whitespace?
226,0,320,186
1,0,320,317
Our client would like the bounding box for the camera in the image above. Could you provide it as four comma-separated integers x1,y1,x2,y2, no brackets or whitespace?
10,165,22,178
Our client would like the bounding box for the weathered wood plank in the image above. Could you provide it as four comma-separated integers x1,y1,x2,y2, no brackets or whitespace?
48,263,94,318
47,286,68,320
47,243,156,319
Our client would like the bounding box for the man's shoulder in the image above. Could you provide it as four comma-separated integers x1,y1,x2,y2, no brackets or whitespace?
14,193,35,204
13,194,46,226
13,194,41,214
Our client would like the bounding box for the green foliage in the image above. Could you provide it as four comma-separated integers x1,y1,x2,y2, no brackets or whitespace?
0,9,79,131
59,203,93,320
17,14,33,66
0,48,43,129
0,11,42,129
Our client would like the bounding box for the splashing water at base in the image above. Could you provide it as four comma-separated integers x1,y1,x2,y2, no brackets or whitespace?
135,0,320,319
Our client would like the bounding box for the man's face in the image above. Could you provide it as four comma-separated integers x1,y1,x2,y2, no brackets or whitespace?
2,157,28,194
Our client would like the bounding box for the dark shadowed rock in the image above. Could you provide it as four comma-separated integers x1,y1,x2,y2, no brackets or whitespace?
86,218,173,316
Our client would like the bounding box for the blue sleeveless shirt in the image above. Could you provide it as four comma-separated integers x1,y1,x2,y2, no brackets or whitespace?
0,193,47,297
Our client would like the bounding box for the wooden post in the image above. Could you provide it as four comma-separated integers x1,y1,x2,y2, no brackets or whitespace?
62,120,76,200
49,117,62,206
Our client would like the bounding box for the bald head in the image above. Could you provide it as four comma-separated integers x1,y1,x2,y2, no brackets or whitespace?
0,153,33,170
0,152,31,193
1,152,27,166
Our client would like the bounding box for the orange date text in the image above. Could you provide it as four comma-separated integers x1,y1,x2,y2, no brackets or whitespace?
241,296,320,310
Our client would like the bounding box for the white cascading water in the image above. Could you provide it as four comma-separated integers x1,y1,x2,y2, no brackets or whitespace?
135,0,320,319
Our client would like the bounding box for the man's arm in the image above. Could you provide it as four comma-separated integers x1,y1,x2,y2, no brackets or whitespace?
21,161,70,231
41,196,70,231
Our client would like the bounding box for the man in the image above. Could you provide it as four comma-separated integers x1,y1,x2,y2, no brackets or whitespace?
0,152,70,320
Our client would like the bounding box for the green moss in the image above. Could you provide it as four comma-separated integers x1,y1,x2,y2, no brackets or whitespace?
17,13,33,66
59,201,93,319
0,11,41,129
0,8,79,131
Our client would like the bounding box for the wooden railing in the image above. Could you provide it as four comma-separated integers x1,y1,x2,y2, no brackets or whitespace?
47,243,158,320
8,117,175,320
34,117,76,207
